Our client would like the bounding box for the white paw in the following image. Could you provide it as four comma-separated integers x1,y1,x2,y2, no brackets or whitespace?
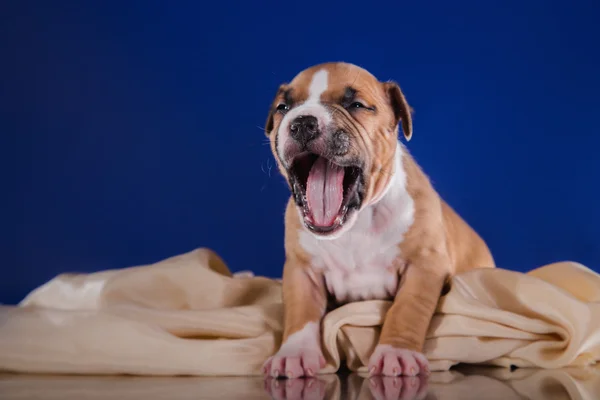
262,322,325,378
368,344,430,377
263,349,326,378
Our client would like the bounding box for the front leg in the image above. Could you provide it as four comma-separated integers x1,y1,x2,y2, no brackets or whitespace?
263,261,328,379
369,254,448,377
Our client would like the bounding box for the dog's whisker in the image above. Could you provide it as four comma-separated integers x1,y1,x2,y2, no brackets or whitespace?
266,158,273,177
260,158,276,177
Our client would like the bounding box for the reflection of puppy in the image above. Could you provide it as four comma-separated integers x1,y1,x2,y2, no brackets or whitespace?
262,62,495,378
263,375,429,400
264,376,330,400
367,375,429,400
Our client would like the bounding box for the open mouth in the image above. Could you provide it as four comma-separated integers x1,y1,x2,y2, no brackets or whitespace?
288,153,365,234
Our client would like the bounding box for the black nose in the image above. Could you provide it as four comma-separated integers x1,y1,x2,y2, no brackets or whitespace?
289,115,320,146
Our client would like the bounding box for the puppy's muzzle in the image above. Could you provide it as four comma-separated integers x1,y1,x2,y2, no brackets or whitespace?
289,115,321,148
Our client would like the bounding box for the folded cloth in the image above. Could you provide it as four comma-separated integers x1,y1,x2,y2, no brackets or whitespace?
0,248,599,376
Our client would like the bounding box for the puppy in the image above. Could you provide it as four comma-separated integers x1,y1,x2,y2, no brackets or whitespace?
262,62,495,378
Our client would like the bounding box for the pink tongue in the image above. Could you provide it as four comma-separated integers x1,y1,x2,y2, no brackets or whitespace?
306,157,345,227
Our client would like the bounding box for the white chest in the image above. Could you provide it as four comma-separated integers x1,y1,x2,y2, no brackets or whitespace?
298,142,415,303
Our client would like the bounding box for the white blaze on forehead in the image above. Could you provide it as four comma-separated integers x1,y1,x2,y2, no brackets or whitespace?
307,69,329,103
276,68,333,165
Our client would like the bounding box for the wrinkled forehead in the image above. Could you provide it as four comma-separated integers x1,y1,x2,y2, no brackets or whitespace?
284,63,385,105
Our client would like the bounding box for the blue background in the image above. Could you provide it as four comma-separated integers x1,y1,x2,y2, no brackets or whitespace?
2,1,599,305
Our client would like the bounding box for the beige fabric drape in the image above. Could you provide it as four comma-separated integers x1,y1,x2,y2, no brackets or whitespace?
0,247,599,376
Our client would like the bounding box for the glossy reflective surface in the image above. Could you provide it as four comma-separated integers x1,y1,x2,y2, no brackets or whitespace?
2,366,599,400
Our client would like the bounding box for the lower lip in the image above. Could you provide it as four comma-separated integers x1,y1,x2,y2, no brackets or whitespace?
303,208,349,234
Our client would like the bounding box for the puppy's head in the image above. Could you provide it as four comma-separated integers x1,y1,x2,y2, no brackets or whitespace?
265,62,413,238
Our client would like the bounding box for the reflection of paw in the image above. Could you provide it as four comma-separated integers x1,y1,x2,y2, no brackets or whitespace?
368,344,430,377
368,375,429,400
263,349,326,378
263,377,327,400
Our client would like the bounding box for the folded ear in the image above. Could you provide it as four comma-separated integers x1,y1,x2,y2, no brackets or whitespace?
264,84,288,137
384,81,413,141
264,104,275,137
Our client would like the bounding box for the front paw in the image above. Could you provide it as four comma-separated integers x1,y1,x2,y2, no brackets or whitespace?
368,344,429,377
263,349,326,379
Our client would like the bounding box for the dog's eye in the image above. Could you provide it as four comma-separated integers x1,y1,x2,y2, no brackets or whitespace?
276,103,289,113
346,101,375,112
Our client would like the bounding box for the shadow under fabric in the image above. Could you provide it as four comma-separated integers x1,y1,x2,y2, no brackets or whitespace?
0,248,599,376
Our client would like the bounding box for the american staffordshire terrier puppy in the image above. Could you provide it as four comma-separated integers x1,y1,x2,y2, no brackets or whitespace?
262,62,495,378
